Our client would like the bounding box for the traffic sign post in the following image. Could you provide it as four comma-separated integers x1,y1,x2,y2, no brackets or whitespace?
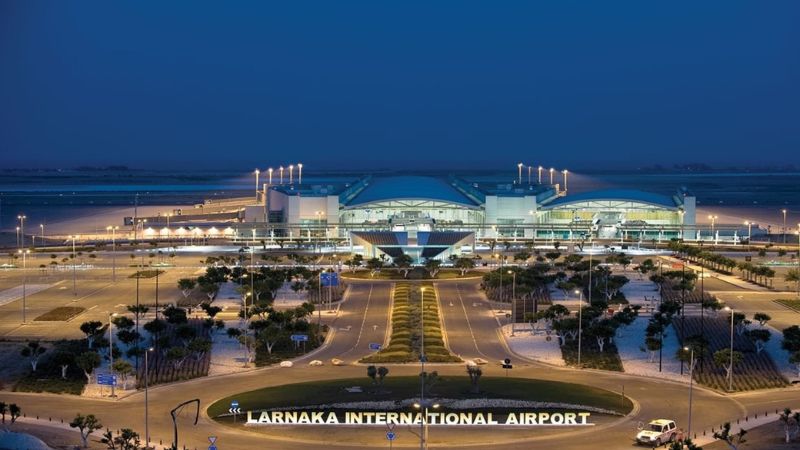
229,400,240,424
386,430,396,449
97,374,117,386
208,436,217,450
291,334,309,353
320,272,339,287
502,358,513,377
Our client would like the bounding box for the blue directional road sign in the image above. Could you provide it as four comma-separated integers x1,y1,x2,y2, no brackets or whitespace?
97,374,117,386
386,431,396,441
369,343,382,351
290,334,309,342
320,272,339,287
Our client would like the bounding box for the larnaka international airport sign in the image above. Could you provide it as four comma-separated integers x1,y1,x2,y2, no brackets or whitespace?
246,410,593,426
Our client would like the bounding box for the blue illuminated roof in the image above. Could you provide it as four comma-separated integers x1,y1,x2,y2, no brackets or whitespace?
345,176,479,207
543,189,679,209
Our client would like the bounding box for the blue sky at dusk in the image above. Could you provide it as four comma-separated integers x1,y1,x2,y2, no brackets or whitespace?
1,1,799,170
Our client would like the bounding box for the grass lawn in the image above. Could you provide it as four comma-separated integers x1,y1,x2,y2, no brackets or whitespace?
208,376,632,418
342,269,483,280
34,306,85,321
775,298,800,312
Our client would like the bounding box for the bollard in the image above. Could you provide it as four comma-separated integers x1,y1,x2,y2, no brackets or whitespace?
49,417,51,421
36,415,39,420
737,418,739,424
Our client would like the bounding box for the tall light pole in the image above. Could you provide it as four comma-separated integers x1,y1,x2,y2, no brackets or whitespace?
723,306,735,391
549,168,555,185
40,224,44,246
527,165,532,185
279,166,284,184
254,169,260,198
17,214,26,249
289,164,294,184
71,235,77,297
15,226,19,249
144,347,154,448
19,249,29,324
107,226,118,282
684,346,695,438
574,289,584,367
708,215,718,240
537,166,543,184
298,163,303,185
782,209,788,244
414,400,440,450
517,163,523,185
562,169,569,194
108,312,118,397
418,286,428,450
267,167,274,185
796,224,800,299
508,270,516,336
744,221,752,242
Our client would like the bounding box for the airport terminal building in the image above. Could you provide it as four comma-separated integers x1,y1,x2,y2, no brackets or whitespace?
241,174,697,260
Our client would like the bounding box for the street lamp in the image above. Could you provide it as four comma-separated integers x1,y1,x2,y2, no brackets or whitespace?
723,306,735,391
279,166,284,184
537,166,543,184
508,270,516,336
413,400,440,450
782,209,788,244
527,165,532,185
107,226,118,282
744,221,752,241
108,312,118,397
40,224,44,245
683,346,695,439
144,346,154,448
517,163,523,185
796,224,800,299
562,169,569,193
71,235,78,297
254,168,260,198
15,226,19,249
19,249,29,324
708,215,718,240
298,163,303,185
574,289,584,367
289,164,294,184
17,214,26,249
267,167,273,185
549,167,555,185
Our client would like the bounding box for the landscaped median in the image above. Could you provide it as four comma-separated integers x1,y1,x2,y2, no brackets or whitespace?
361,282,460,363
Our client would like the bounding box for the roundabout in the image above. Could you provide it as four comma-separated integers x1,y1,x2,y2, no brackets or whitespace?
207,376,634,447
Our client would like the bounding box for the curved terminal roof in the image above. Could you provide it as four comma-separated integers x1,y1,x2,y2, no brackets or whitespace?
344,176,479,208
542,189,680,209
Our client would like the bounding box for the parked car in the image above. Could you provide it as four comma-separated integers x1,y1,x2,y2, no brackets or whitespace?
635,419,678,446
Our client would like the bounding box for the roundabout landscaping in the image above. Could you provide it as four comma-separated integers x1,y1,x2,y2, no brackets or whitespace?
208,376,633,447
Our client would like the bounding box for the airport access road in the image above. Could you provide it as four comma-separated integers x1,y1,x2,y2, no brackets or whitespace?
3,280,799,450
436,280,511,363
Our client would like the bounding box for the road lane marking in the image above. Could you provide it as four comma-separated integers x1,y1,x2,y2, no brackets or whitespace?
454,283,493,361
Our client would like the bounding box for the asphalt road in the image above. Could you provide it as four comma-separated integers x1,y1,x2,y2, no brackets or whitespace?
1,276,799,449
